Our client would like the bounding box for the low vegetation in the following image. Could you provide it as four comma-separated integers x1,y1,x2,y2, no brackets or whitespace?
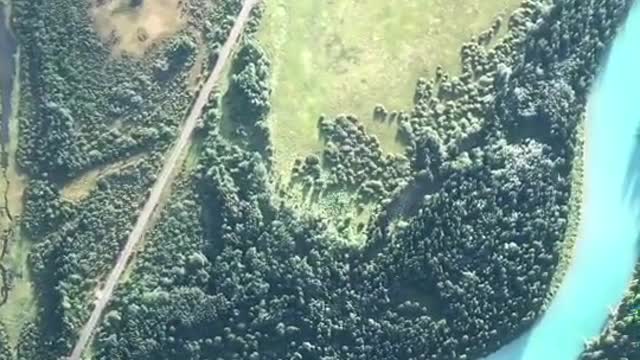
60,154,145,203
254,0,527,237
0,3,33,348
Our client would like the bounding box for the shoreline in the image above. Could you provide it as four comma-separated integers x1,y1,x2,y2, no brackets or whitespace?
574,83,640,351
543,109,587,309
483,93,593,360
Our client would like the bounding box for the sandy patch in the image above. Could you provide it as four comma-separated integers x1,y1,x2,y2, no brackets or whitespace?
91,0,186,56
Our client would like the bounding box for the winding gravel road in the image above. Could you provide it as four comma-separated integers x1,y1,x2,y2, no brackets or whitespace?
68,1,259,358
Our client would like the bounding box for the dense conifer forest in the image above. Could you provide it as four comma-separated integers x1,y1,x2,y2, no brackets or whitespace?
0,0,637,359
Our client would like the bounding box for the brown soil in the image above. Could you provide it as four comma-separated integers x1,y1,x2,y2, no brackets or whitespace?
91,0,186,56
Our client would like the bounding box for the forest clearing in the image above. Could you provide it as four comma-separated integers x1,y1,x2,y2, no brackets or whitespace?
259,0,522,181
91,0,185,56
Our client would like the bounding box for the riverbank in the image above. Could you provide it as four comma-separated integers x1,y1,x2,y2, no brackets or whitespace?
581,263,640,358
545,116,586,307
485,2,640,357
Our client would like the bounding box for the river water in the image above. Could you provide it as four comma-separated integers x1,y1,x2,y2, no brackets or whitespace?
0,3,16,146
485,3,640,360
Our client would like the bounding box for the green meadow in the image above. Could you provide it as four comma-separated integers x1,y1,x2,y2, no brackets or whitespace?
258,0,523,180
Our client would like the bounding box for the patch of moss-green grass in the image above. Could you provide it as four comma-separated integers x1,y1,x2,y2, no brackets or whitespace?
0,228,36,347
258,0,522,181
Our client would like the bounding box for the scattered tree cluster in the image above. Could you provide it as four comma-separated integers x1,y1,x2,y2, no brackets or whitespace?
228,40,271,123
153,35,198,81
224,39,273,159
293,115,411,202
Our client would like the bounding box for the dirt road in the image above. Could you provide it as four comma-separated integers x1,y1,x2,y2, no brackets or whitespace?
68,1,259,358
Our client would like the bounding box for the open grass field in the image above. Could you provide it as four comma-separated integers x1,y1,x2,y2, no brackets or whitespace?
60,166,104,202
258,0,523,181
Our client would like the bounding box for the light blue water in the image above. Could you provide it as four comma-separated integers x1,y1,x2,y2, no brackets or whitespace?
485,3,640,360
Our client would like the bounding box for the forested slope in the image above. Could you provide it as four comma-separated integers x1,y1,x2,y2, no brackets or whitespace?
82,1,632,359
0,0,249,357
0,0,634,358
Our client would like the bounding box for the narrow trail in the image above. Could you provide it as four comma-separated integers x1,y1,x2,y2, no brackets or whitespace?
67,1,259,358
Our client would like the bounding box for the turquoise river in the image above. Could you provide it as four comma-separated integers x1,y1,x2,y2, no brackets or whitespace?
486,2,640,360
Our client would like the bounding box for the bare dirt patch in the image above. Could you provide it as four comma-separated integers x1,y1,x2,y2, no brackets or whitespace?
91,0,186,56
61,154,145,202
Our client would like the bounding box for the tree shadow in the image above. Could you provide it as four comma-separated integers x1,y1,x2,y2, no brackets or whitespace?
383,174,441,221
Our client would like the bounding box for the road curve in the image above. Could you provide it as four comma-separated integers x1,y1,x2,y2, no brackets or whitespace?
68,1,259,358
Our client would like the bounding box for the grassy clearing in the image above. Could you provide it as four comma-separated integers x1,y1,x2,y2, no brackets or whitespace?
0,48,36,346
60,154,145,202
184,134,204,171
91,0,185,56
5,59,25,218
0,228,35,345
259,0,523,180
274,179,379,247
60,166,103,202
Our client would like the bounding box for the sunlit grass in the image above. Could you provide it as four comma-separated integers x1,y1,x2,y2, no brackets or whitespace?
0,228,36,346
258,0,523,182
